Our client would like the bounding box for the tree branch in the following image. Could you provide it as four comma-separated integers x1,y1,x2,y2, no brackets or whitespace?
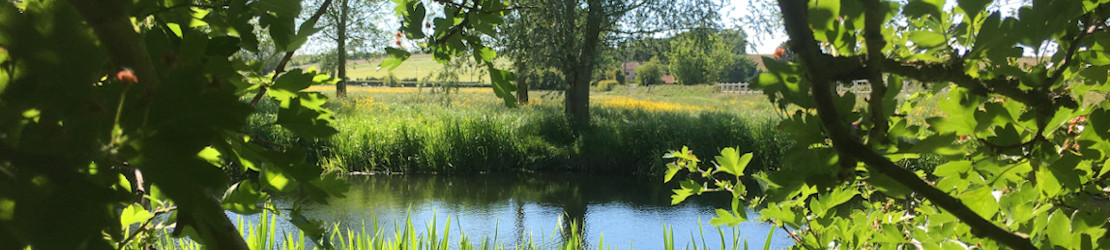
250,0,334,106
862,0,888,145
116,206,177,250
775,1,1035,249
1045,22,1096,89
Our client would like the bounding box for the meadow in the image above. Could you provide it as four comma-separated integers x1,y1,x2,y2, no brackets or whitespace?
295,54,508,82
248,84,790,176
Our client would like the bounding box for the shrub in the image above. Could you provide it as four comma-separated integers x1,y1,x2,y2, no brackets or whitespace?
384,73,399,87
615,69,626,85
634,57,664,86
595,80,619,91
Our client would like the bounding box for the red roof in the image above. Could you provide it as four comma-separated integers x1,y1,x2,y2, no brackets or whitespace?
661,75,675,84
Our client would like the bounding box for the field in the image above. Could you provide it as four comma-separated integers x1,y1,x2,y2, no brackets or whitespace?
249,84,790,175
295,54,509,82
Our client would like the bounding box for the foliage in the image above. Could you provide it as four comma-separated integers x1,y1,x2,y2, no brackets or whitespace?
384,72,399,87
594,80,619,92
615,68,626,85
635,57,665,86
671,0,1110,249
0,0,348,249
666,29,756,85
406,0,722,125
382,0,519,106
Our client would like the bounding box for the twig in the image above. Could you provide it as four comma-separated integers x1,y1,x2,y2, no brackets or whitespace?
250,0,334,106
116,206,178,250
431,0,533,14
780,224,803,243
1045,22,1097,89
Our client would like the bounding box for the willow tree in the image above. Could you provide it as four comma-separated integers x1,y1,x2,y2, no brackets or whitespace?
391,0,719,128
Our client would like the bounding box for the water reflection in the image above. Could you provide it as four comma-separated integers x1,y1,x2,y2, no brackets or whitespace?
284,173,792,249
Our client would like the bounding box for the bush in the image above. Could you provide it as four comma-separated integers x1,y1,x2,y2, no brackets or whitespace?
595,80,619,91
384,73,399,87
634,57,664,86
615,69,626,85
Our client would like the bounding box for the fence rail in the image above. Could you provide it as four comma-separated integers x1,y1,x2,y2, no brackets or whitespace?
718,82,762,94
719,80,876,95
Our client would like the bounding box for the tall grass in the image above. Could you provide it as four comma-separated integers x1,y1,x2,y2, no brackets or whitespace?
154,210,778,250
248,85,788,175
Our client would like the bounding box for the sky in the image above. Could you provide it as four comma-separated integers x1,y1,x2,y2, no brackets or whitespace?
308,0,1035,56
721,0,788,55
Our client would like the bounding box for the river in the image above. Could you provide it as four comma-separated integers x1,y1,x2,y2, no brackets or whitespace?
238,173,794,249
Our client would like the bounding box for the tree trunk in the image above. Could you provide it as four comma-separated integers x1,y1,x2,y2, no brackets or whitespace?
515,61,529,104
336,0,349,98
563,0,604,129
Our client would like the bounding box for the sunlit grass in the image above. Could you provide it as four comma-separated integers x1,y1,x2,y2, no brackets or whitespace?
594,96,708,112
249,85,788,175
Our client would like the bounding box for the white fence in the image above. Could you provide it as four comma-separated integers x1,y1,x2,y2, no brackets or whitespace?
719,80,874,95
718,82,762,94
837,80,872,94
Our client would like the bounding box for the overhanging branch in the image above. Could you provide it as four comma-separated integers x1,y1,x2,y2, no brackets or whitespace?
776,0,1035,248
250,0,334,106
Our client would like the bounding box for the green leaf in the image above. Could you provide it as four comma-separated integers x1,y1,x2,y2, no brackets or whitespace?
933,160,972,177
275,94,338,139
867,172,913,197
910,31,947,48
759,203,799,228
117,174,132,193
486,66,517,107
1046,210,1073,247
268,69,314,101
262,163,296,192
402,1,426,39
709,208,743,227
664,163,683,183
814,186,858,217
1036,165,1062,197
290,210,330,248
380,47,411,70
957,0,990,20
714,148,742,176
670,180,701,205
196,147,223,167
958,187,999,218
907,134,964,157
903,0,943,19
120,204,153,228
807,0,840,40
306,174,350,201
221,180,269,214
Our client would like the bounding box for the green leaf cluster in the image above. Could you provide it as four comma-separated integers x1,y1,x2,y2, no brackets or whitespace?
674,0,1110,249
386,0,517,106
0,0,346,249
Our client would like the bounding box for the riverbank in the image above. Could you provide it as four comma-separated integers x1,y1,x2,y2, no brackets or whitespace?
247,84,789,176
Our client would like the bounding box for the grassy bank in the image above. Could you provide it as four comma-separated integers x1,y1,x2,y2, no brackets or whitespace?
248,84,788,175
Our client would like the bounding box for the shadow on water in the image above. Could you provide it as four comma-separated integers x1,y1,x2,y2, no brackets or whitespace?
264,173,790,249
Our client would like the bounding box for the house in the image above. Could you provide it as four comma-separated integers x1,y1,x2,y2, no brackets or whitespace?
621,61,676,84
661,75,675,84
621,62,640,82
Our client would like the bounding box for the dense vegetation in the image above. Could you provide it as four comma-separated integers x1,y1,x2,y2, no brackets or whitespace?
5,0,1110,249
250,85,787,176
666,0,1110,249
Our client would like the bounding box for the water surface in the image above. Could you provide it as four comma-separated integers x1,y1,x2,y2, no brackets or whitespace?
283,173,794,249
